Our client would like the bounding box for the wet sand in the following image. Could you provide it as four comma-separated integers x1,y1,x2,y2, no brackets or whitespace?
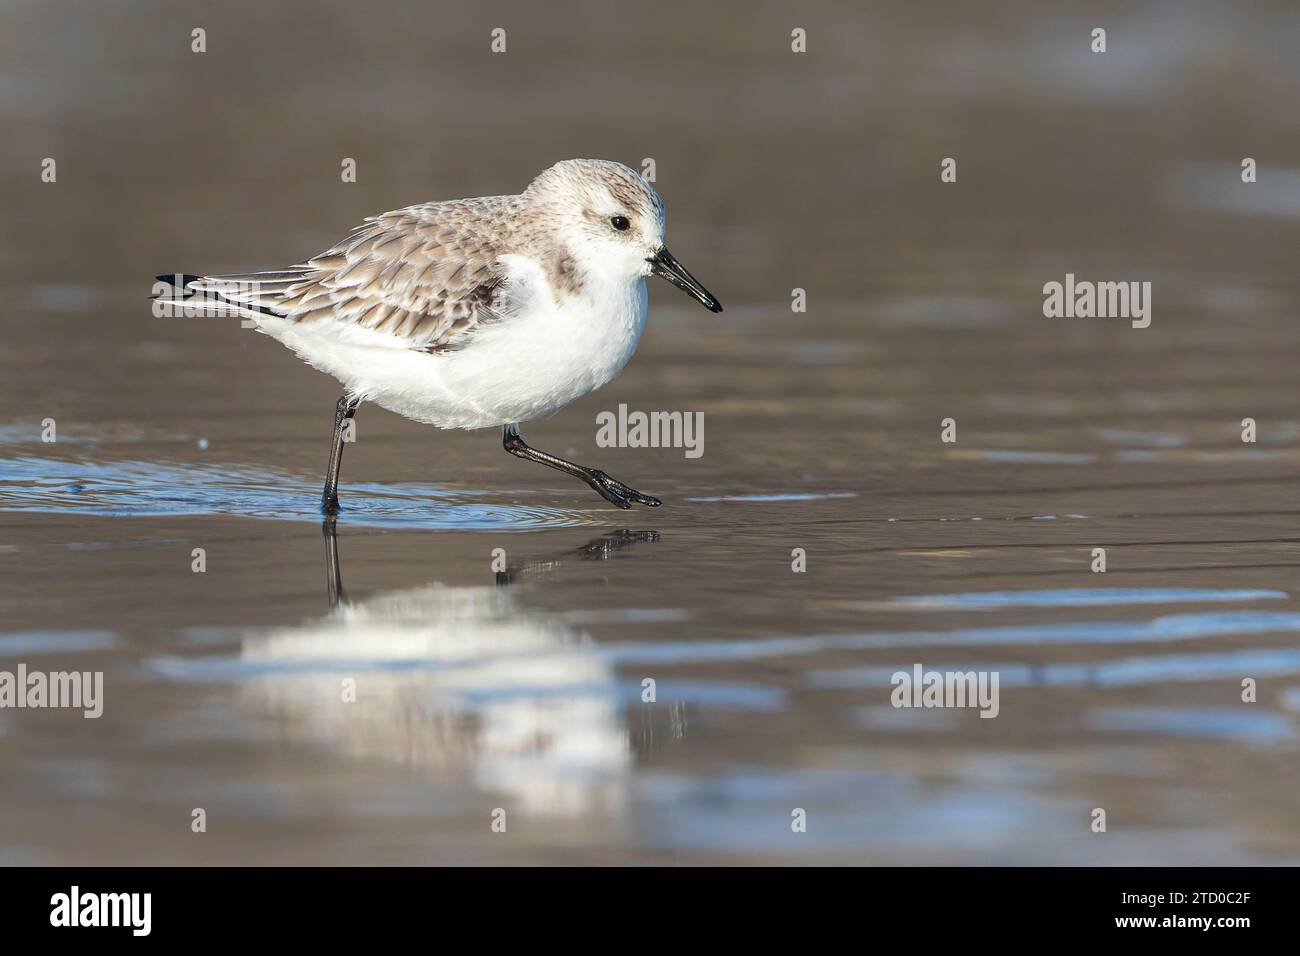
3,0,1300,864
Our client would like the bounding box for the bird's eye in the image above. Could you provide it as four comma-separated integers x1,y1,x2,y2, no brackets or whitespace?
610,215,630,232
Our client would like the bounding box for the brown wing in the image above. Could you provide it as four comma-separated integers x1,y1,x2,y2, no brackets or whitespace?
192,196,520,352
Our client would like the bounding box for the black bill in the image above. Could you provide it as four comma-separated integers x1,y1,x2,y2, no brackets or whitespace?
649,247,723,313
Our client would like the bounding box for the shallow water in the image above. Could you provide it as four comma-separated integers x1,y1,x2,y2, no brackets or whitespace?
3,0,1300,864
0,449,597,529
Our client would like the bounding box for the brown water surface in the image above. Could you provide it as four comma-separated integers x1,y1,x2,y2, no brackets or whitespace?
2,0,1300,864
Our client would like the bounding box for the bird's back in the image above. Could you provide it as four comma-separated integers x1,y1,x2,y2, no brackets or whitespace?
172,194,527,354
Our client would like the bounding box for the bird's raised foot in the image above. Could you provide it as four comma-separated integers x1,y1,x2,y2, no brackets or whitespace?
586,469,662,509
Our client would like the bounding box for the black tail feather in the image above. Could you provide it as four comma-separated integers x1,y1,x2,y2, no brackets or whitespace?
151,272,285,318
154,273,200,290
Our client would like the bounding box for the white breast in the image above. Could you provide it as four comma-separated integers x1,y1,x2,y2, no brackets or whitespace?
255,255,649,430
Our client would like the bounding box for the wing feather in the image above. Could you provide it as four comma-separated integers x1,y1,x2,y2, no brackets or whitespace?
183,196,520,352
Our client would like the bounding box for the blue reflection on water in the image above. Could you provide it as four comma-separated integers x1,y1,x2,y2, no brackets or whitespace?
887,587,1287,610
0,630,117,656
808,647,1300,689
0,455,596,530
1090,707,1295,743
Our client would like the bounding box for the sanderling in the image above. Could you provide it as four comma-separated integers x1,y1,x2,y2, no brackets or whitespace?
156,159,721,514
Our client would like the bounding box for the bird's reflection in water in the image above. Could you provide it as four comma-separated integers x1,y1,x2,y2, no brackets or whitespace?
240,522,659,817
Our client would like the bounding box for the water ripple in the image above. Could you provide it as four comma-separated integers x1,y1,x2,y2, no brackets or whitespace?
0,455,597,530
808,647,1300,690
598,611,1300,665
886,587,1288,610
685,491,857,503
0,630,117,656
1089,708,1295,743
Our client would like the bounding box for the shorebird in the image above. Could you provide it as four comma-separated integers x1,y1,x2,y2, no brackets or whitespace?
156,159,721,514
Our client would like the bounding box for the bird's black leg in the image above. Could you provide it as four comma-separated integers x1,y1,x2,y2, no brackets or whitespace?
502,423,662,510
321,395,360,515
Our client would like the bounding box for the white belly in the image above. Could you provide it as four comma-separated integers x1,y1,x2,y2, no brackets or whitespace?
255,276,648,430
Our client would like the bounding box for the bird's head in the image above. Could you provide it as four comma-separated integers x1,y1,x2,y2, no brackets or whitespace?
524,159,722,312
